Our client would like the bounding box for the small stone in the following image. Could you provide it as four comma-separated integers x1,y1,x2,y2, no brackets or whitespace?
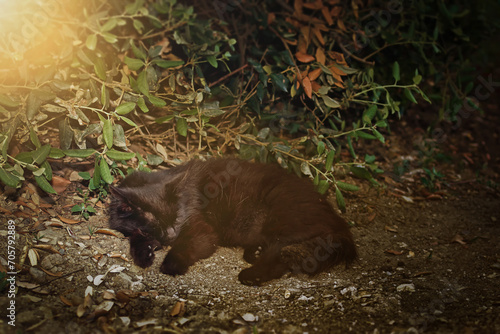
397,283,415,292
242,313,256,322
29,267,47,283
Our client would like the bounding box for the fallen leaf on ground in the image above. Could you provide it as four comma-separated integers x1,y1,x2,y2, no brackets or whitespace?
385,249,403,255
58,215,82,225
170,301,185,317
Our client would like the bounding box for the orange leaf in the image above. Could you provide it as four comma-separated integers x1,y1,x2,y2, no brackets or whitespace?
302,0,323,9
170,301,185,317
329,64,347,76
58,215,82,225
385,249,403,255
312,27,325,45
52,176,71,194
311,80,322,93
308,68,322,81
294,0,303,15
322,6,334,25
302,77,313,99
95,229,121,237
316,48,326,65
296,52,315,63
40,267,63,277
267,12,276,25
60,295,74,306
337,19,346,32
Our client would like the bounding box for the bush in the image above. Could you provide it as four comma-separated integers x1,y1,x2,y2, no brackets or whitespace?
0,0,497,209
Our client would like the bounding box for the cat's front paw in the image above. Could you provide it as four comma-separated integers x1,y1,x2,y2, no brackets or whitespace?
238,267,263,286
160,252,189,276
129,235,161,268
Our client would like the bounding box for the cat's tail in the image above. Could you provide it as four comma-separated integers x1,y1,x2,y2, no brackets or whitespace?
280,231,357,275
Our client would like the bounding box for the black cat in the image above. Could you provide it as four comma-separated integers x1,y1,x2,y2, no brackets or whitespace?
108,158,357,285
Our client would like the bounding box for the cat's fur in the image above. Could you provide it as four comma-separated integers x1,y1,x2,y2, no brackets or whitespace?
108,158,357,285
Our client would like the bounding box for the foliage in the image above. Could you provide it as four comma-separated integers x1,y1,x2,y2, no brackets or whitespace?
0,0,497,208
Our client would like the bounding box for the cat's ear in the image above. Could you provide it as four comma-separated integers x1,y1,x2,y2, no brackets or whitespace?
110,186,136,217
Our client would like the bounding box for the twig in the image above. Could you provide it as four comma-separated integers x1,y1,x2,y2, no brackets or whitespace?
209,64,249,88
26,268,84,291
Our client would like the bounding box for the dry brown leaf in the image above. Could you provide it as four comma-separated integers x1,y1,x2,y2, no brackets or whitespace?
58,215,82,225
385,225,398,233
322,6,333,25
0,206,13,215
170,301,185,317
312,27,325,45
414,271,433,277
302,0,323,10
329,51,347,65
329,64,347,76
52,176,71,194
315,48,326,65
337,18,346,31
95,228,121,237
311,80,322,93
60,295,74,306
33,244,60,254
385,249,403,255
295,52,315,63
451,233,467,245
308,68,322,81
302,77,313,99
40,267,63,277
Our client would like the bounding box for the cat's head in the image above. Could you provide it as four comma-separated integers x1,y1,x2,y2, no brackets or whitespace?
108,180,179,244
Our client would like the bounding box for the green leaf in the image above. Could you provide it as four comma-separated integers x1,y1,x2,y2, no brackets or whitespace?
30,128,41,149
133,19,144,33
79,171,91,180
392,61,400,82
317,180,330,194
322,95,340,108
0,94,19,108
335,187,346,212
317,141,325,155
372,128,385,143
32,144,51,165
137,97,149,113
131,40,147,60
102,32,118,44
413,74,422,85
270,73,288,92
176,117,188,137
356,131,377,140
147,154,163,166
336,181,359,192
101,83,109,108
147,95,166,107
207,55,218,68
94,57,107,80
59,119,73,150
350,166,372,181
115,102,136,115
404,88,418,103
137,71,149,95
99,159,114,184
300,162,312,176
101,17,118,32
103,119,113,149
325,150,335,171
153,60,184,68
49,148,65,159
92,158,101,185
86,34,98,50
34,175,56,194
346,135,356,158
62,149,96,158
0,168,21,188
71,204,82,213
362,105,377,124
124,56,145,71
118,116,138,127
155,115,175,124
106,149,136,161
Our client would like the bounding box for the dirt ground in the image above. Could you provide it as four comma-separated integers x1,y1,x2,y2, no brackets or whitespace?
1,102,499,333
